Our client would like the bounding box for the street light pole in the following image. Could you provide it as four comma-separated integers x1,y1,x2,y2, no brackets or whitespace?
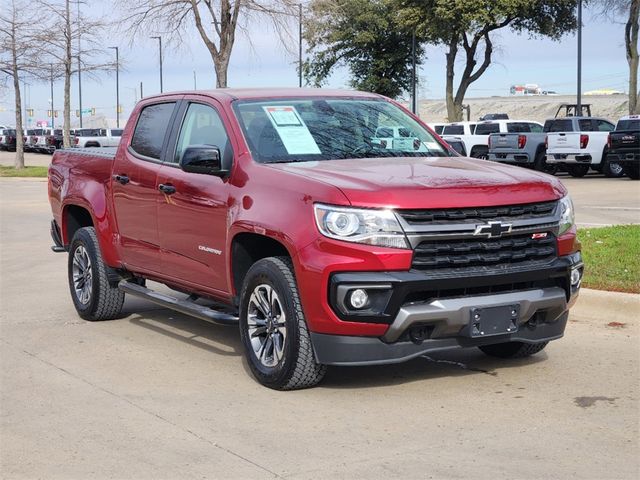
298,3,303,88
151,36,163,93
109,46,120,128
577,0,582,115
77,0,83,128
50,64,55,129
193,70,197,90
411,30,417,115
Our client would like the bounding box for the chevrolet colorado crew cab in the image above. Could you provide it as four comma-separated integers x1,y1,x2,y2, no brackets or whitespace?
606,115,640,180
48,89,583,390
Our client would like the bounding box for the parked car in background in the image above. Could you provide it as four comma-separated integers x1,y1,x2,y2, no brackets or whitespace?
545,117,619,177
0,129,19,151
72,128,123,148
479,113,509,121
443,136,467,156
443,120,544,160
488,121,550,172
606,115,640,180
0,128,11,150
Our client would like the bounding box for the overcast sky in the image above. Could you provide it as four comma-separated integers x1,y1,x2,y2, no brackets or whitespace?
0,3,629,128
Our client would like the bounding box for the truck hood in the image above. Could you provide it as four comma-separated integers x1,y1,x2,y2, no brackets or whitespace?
266,156,566,209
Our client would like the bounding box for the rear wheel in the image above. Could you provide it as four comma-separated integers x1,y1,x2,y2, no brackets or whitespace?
567,164,589,177
533,149,547,172
239,257,327,390
479,341,548,359
623,163,640,180
68,227,125,321
601,150,624,178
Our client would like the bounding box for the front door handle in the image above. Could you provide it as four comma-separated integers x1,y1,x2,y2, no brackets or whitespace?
113,174,129,185
158,183,176,195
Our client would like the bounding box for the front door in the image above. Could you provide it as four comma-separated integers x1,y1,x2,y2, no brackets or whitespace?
112,101,178,271
157,101,233,296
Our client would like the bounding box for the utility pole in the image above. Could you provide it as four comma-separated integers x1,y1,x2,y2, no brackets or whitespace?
411,30,417,115
22,80,29,127
50,64,55,129
140,81,144,99
78,0,83,128
577,0,582,115
151,36,163,93
109,46,120,128
298,3,303,88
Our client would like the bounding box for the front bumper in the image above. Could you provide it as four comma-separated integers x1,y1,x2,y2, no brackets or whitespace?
311,253,582,366
546,153,592,165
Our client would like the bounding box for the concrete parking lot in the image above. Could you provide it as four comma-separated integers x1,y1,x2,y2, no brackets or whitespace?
0,156,639,479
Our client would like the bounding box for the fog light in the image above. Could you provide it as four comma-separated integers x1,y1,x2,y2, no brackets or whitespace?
571,267,582,288
349,289,369,309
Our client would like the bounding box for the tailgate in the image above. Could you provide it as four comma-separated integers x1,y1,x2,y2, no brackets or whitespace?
611,132,640,149
489,133,520,151
547,132,581,152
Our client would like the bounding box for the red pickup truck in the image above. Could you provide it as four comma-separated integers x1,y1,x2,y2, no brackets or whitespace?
48,89,583,390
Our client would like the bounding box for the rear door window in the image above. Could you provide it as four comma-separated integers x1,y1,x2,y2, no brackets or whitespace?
578,119,594,131
443,124,464,135
544,119,574,132
130,102,176,160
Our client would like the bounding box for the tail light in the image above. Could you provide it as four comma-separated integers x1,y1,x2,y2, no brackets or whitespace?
488,136,492,148
545,135,548,149
580,134,589,149
413,138,421,150
74,137,79,145
518,135,527,149
607,134,611,149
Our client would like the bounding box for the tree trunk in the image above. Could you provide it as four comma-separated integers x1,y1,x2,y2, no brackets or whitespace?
214,55,229,88
445,38,460,121
11,21,24,169
627,0,640,114
63,0,72,148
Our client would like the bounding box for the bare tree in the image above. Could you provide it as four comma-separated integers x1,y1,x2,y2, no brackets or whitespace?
36,0,111,148
597,0,639,114
0,0,43,168
118,0,299,88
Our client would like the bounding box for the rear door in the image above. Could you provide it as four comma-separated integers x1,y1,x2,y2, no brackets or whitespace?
156,99,234,296
111,99,180,270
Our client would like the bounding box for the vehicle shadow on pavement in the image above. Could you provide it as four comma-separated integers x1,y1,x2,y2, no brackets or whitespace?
127,309,243,358
320,350,548,389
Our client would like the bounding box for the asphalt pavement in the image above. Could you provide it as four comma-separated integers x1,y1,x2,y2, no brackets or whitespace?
0,157,639,479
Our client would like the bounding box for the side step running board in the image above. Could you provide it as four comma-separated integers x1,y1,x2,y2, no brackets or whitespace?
118,280,239,326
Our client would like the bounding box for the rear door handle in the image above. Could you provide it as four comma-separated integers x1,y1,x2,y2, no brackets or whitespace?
158,183,176,195
113,174,129,185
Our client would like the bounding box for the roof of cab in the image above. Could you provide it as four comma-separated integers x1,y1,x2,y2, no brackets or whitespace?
142,88,383,102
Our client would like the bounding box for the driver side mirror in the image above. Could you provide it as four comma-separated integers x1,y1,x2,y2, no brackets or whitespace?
180,145,228,177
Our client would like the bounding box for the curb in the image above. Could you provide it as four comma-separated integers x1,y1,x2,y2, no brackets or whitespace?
573,288,640,322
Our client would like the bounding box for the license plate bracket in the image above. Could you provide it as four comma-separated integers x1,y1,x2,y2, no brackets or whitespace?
467,304,519,338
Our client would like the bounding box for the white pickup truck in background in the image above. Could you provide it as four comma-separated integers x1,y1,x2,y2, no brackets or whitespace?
545,117,620,177
440,120,544,159
72,128,123,148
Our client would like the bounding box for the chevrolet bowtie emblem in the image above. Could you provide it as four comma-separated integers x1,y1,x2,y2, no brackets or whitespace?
473,221,512,238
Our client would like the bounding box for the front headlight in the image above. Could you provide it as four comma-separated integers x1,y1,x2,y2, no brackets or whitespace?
314,204,410,249
559,195,575,235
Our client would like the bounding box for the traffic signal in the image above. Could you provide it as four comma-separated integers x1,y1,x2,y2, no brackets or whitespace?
27,109,34,117
47,110,52,117
54,110,58,118
117,105,123,114
75,110,79,117
91,107,96,116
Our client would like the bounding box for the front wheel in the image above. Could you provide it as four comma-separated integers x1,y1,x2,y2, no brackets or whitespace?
68,227,125,320
479,341,548,359
239,257,327,390
567,164,590,177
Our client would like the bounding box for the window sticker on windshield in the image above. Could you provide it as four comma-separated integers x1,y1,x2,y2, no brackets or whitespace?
263,106,321,155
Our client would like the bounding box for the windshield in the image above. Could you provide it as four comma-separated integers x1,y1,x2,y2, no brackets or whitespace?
233,98,450,163
617,119,640,131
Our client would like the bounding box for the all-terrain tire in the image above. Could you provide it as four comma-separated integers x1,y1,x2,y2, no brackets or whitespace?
239,257,327,390
567,164,590,177
601,149,624,178
623,163,640,180
479,341,548,359
533,148,547,172
68,227,125,321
